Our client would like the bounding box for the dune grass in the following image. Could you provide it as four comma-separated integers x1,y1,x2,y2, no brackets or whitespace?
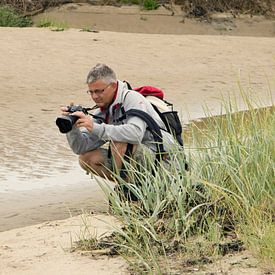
35,17,69,31
77,92,274,273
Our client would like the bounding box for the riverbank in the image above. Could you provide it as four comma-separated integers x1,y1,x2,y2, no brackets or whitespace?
31,3,275,37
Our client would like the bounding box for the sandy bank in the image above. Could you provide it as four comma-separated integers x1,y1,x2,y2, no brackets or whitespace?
32,3,275,37
0,214,127,275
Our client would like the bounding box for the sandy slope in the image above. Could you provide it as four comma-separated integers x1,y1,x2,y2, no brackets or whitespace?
1,213,270,275
0,15,275,275
0,214,127,275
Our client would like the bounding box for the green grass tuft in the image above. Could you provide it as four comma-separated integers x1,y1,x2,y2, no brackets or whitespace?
78,90,274,273
142,0,159,10
36,17,69,30
0,5,32,27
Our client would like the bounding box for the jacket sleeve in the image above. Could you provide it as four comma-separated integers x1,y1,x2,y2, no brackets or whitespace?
92,116,146,144
66,127,106,155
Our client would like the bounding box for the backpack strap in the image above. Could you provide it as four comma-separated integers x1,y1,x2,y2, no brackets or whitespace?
120,143,134,179
119,108,166,165
123,80,132,90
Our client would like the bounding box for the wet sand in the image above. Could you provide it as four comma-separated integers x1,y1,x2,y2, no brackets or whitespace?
0,179,108,232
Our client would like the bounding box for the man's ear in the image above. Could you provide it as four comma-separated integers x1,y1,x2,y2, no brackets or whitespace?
112,82,117,89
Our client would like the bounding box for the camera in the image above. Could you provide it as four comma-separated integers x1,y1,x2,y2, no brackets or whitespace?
56,105,89,133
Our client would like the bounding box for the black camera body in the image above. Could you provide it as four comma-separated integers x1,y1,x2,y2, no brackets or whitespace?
56,105,89,133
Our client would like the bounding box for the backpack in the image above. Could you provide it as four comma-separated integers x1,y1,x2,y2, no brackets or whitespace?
117,83,188,195
116,83,189,200
124,82,184,147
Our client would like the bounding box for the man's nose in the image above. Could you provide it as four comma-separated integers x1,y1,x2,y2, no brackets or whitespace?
92,93,99,99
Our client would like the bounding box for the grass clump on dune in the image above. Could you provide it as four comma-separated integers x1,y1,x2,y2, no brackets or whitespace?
36,17,69,31
79,91,274,274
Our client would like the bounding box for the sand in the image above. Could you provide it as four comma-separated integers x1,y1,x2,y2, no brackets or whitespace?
0,5,275,274
0,214,127,275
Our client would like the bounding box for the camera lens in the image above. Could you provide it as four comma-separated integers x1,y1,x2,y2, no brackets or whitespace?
56,115,79,133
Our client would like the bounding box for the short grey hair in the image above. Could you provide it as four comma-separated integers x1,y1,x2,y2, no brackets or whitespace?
86,63,117,84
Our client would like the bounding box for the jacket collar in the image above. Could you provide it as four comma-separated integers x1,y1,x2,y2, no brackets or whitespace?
103,80,128,114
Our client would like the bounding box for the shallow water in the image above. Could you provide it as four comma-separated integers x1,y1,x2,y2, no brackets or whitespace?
0,88,109,230
0,87,109,231
0,89,80,191
183,105,275,144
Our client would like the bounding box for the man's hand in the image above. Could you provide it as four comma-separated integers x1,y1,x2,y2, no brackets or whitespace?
72,111,94,132
60,106,69,116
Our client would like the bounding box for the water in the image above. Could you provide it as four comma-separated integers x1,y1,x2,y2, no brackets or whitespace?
183,105,275,146
0,85,107,231
0,96,82,192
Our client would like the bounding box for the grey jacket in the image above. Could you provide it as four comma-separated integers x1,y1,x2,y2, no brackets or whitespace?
66,80,176,154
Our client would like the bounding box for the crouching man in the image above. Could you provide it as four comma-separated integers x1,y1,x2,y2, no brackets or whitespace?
60,63,177,180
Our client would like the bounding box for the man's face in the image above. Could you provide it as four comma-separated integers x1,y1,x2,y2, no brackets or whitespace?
87,80,117,109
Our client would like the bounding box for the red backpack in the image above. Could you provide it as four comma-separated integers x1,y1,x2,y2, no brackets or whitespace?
134,86,164,99
124,82,184,147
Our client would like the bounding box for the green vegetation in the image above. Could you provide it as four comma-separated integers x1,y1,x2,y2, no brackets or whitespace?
2,0,274,17
0,5,32,27
119,0,140,5
80,27,94,32
80,92,274,273
176,0,274,17
116,0,158,10
79,27,99,33
36,17,69,31
142,0,158,10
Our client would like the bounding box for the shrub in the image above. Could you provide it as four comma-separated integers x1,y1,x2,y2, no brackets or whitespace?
0,0,66,14
177,0,274,17
0,5,32,27
1,0,274,18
